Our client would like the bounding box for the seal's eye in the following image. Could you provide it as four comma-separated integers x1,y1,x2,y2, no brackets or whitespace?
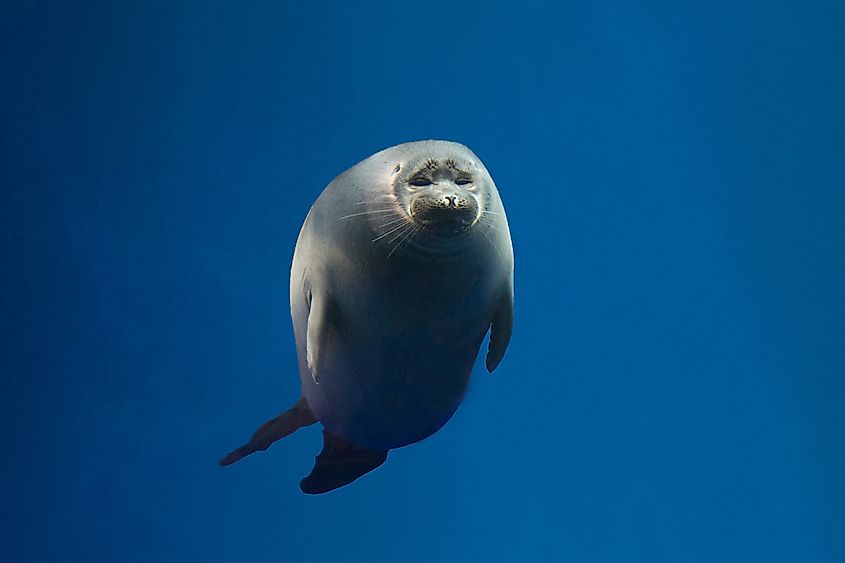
455,178,472,186
410,177,433,187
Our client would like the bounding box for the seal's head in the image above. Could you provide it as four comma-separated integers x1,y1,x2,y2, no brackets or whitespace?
389,143,489,238
352,140,499,258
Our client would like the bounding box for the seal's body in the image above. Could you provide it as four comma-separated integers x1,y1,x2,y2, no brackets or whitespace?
292,141,513,450
221,141,513,493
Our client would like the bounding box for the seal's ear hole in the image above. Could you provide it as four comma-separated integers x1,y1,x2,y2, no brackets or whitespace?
393,164,401,174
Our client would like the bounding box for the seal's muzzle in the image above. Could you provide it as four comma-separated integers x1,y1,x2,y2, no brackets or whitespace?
410,193,479,234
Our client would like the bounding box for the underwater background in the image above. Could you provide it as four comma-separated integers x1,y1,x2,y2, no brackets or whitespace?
3,1,844,561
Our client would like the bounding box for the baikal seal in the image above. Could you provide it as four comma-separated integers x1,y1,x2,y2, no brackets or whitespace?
220,140,513,494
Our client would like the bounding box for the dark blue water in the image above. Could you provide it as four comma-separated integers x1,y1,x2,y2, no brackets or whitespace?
3,1,844,561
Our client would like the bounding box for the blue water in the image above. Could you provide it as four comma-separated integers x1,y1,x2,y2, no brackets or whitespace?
3,1,844,561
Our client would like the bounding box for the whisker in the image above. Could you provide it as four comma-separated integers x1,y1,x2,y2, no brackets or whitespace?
372,222,408,242
479,218,501,232
338,209,396,220
386,224,412,246
478,224,504,259
388,225,419,258
354,197,394,205
376,217,406,229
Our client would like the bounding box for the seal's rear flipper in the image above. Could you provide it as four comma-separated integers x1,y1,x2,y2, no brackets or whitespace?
299,429,388,494
219,397,317,466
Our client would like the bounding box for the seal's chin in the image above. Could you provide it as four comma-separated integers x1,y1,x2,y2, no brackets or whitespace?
413,210,476,235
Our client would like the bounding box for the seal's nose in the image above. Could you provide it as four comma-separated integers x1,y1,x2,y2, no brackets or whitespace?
444,195,457,208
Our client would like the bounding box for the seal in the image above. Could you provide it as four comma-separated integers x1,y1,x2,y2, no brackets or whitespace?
220,140,514,494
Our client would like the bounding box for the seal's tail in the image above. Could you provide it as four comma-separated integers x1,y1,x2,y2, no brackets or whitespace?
299,429,388,494
218,396,317,466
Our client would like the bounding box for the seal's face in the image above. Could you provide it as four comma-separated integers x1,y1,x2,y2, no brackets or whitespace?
395,157,482,235
356,143,498,259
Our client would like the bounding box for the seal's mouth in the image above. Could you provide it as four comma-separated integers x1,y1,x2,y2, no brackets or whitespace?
415,213,474,234
409,195,479,234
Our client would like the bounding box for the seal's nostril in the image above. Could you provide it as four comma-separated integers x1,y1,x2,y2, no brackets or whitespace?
445,196,456,207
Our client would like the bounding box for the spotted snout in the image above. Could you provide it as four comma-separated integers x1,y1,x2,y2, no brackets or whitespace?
409,192,480,233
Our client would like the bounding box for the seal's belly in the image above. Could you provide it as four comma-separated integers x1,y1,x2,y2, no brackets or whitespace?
298,291,492,450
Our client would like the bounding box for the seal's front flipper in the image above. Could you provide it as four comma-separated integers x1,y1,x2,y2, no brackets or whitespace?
305,289,336,384
219,397,317,466
299,429,388,494
486,286,514,372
